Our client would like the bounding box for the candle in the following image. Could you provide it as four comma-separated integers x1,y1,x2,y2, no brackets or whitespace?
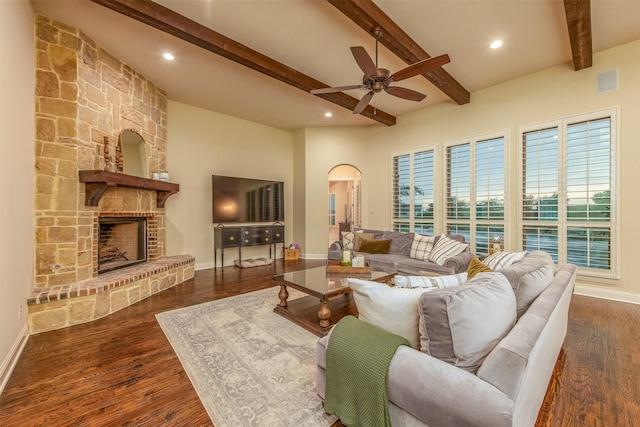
342,250,351,264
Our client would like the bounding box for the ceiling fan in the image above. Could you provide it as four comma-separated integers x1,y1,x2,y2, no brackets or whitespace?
311,28,450,115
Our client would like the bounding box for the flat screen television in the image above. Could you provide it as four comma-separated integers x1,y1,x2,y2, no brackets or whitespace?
212,175,284,223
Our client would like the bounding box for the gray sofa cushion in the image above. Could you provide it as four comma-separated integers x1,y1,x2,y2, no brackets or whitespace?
417,272,516,373
395,258,455,276
365,253,409,274
383,231,415,256
498,251,554,318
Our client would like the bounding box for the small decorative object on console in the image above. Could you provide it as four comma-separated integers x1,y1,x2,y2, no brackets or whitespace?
284,243,300,260
489,236,504,255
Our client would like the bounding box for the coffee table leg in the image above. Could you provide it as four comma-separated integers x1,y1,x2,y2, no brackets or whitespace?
278,285,289,307
318,298,331,328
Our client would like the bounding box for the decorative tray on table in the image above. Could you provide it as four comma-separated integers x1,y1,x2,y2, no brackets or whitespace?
326,260,371,274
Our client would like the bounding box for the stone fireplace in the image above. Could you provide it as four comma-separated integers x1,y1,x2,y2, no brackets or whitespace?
27,15,194,334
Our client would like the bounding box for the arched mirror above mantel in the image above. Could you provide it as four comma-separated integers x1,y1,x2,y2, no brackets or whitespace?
119,129,149,178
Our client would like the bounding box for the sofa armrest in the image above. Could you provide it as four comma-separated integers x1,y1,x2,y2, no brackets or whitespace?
444,250,473,273
327,241,342,261
388,346,514,427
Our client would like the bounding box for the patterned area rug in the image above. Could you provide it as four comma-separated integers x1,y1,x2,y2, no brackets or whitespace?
156,287,337,427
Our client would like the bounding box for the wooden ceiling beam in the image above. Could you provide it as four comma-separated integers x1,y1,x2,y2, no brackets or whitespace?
327,0,470,105
563,0,593,70
90,0,396,126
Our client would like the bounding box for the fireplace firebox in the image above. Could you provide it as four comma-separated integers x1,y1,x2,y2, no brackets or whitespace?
98,217,147,274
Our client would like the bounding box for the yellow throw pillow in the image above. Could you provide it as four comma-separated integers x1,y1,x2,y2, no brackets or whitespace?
467,256,493,279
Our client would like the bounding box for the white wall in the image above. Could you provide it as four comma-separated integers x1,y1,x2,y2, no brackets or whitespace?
0,0,35,391
165,101,294,269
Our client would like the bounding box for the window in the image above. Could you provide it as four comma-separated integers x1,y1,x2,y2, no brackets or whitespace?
392,149,435,234
328,193,336,226
520,110,616,275
446,135,506,253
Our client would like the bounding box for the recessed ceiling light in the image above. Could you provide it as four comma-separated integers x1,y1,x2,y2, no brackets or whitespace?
163,52,175,61
490,40,503,49
324,112,333,118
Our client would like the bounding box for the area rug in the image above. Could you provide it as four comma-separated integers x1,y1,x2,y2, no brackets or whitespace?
156,287,337,427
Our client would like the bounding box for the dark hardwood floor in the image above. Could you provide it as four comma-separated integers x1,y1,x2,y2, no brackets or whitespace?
1,259,639,426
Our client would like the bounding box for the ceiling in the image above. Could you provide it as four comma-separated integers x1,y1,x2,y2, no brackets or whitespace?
31,0,640,132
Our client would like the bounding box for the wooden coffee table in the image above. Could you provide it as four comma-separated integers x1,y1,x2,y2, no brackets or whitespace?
273,265,393,336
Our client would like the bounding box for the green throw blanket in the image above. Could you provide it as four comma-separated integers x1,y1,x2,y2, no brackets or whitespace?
325,316,411,427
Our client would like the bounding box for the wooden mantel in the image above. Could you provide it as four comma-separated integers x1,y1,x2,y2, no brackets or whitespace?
79,170,179,208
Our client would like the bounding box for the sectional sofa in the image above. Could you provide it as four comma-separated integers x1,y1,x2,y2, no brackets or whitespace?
328,228,473,276
317,251,578,426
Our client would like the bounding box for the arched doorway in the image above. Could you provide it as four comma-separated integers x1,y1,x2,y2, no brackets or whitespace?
328,164,361,246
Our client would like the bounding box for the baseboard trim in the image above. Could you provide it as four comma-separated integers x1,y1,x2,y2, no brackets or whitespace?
196,261,215,271
0,323,29,394
574,284,640,305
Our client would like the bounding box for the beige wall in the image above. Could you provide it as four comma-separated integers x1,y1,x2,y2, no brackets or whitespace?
299,127,372,258
355,40,639,296
165,101,294,268
0,0,35,389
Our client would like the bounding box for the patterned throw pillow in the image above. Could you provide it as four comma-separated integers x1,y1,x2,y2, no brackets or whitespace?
483,251,527,271
341,231,355,250
410,234,436,260
467,256,493,279
394,273,468,289
428,235,469,266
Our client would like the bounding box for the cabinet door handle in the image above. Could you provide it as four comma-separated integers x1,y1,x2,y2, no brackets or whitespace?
244,239,249,243
244,231,249,235
265,238,269,242
265,230,270,234
229,236,234,241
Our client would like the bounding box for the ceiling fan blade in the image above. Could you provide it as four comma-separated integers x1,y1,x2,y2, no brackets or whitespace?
390,54,451,82
350,46,377,77
353,91,374,114
310,84,365,95
385,86,427,102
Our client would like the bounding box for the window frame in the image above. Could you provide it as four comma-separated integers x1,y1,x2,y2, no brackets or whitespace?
443,131,509,254
517,108,619,279
391,146,437,234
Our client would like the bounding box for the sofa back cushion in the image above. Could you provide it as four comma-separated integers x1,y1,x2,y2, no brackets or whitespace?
498,251,554,318
417,273,516,373
382,231,415,256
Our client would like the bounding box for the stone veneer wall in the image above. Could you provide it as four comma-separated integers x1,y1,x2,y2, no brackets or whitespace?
29,15,193,333
34,14,168,288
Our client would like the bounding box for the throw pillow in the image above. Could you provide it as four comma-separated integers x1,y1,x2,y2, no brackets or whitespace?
467,256,493,279
427,234,469,266
358,238,392,254
417,273,516,373
348,278,429,348
341,231,355,250
394,273,468,289
410,234,436,260
353,232,375,251
498,251,554,318
483,251,527,270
